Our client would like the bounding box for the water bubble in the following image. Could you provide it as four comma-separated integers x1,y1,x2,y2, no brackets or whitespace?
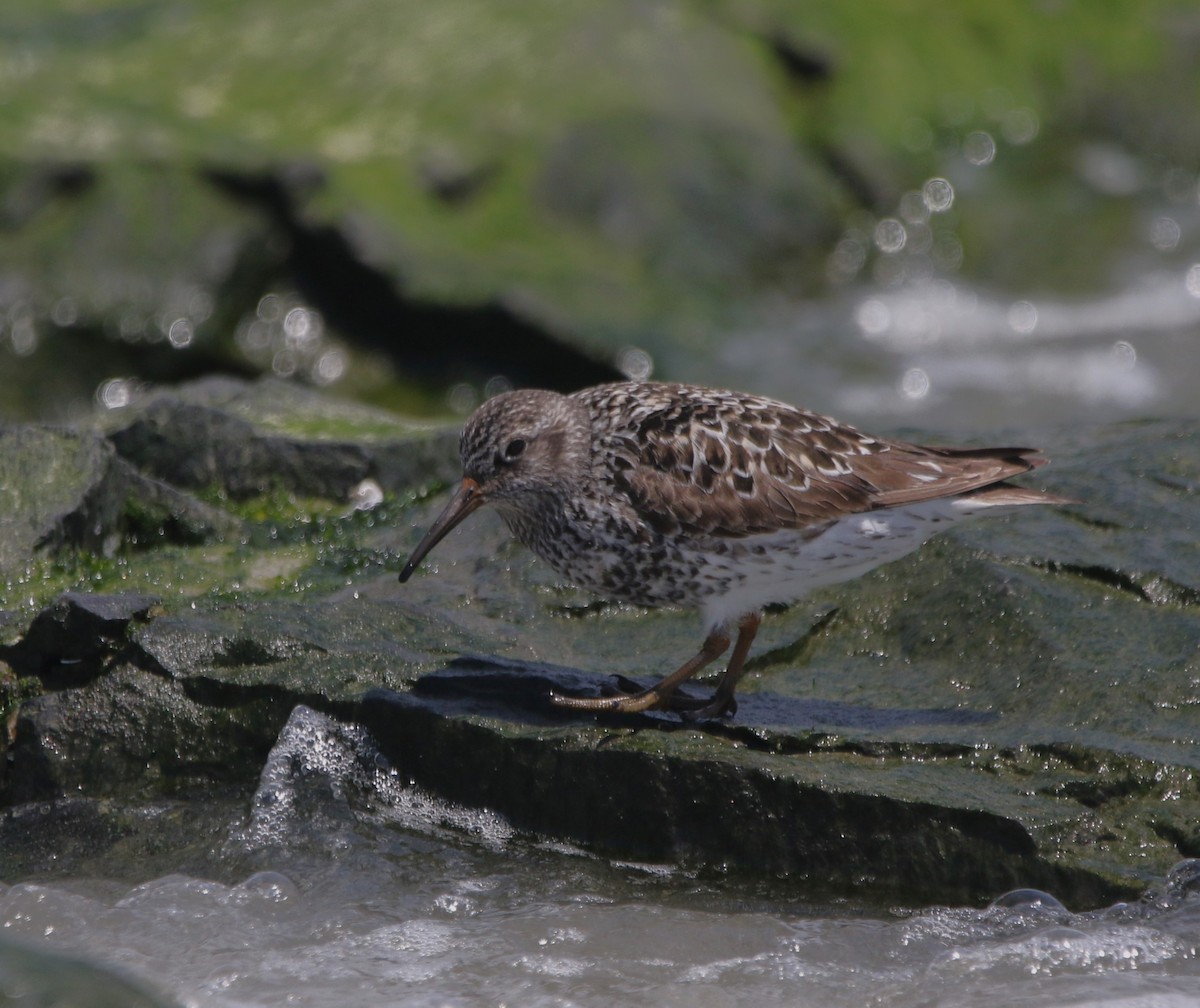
922,178,955,213
1000,107,1040,145
1149,215,1181,251
989,888,1068,914
257,293,282,321
1111,340,1137,369
1008,300,1038,334
167,317,194,348
447,383,478,414
1185,264,1200,298
312,348,347,385
483,374,513,399
96,377,135,409
51,297,78,327
236,871,299,903
854,298,891,336
963,131,996,166
9,317,37,355
899,368,930,400
616,346,653,381
874,218,907,254
284,306,322,347
188,289,214,321
826,236,867,283
271,349,297,377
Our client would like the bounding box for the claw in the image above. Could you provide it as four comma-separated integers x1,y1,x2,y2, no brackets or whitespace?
678,695,739,722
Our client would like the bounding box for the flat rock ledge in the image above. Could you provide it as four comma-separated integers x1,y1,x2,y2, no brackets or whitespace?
2,377,1198,907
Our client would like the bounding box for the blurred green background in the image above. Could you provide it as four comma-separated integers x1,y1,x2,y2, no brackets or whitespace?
3,0,1199,426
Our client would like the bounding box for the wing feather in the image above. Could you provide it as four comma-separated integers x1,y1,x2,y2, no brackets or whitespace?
576,382,1057,539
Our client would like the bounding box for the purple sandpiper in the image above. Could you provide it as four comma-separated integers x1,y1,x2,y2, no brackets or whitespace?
399,381,1073,720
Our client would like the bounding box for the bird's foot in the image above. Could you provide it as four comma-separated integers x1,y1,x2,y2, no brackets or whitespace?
610,675,738,719
549,675,692,714
550,675,732,718
549,685,668,714
677,694,738,722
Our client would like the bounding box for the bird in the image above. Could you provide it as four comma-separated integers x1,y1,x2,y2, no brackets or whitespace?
398,381,1073,720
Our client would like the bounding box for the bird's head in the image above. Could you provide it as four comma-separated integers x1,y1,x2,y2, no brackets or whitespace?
398,389,587,582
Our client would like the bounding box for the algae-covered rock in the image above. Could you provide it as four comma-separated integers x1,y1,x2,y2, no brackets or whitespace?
2,1,1194,419
0,424,240,585
105,375,461,499
0,426,118,573
1,378,1197,905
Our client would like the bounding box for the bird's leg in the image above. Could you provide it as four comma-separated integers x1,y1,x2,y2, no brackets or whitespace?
680,612,761,721
549,626,732,714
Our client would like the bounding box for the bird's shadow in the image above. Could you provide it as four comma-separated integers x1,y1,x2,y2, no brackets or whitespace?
404,653,997,735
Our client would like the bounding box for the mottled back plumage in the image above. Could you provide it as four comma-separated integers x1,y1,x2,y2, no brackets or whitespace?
400,380,1072,720
574,382,1049,539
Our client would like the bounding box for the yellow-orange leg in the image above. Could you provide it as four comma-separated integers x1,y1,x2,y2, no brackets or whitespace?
549,625,733,714
680,612,761,721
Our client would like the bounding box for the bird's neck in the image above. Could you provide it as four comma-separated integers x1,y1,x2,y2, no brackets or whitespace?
496,490,571,552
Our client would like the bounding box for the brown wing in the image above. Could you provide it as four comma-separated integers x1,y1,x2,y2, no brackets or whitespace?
580,382,1051,538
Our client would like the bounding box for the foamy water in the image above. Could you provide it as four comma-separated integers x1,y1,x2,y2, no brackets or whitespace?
2,707,1198,1008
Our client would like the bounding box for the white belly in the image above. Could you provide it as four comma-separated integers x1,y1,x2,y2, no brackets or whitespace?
695,496,999,629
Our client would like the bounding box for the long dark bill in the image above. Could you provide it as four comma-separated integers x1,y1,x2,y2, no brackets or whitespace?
398,478,486,582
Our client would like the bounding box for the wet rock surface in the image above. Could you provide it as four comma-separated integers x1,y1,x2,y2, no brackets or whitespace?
1,378,1198,905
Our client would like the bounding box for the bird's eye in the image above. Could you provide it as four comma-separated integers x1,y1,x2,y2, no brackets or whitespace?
498,438,527,464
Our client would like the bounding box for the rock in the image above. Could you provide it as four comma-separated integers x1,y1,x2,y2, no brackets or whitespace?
0,426,118,574
106,376,461,499
8,3,1180,414
1,379,1197,904
355,682,1115,905
14,590,160,684
0,424,240,584
536,110,839,288
9,664,294,805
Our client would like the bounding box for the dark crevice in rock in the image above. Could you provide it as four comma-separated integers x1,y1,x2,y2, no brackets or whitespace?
1047,774,1154,809
1059,510,1124,531
1033,561,1200,606
0,163,96,229
711,722,982,762
1149,818,1200,860
745,605,840,671
207,637,328,669
763,30,835,86
2,591,162,687
202,167,624,391
1148,473,1197,494
178,674,358,722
